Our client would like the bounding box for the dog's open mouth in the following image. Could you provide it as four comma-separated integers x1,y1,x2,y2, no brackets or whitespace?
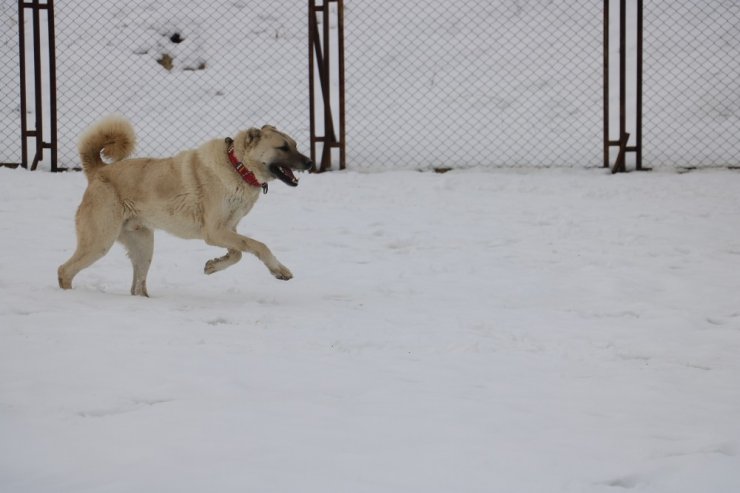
269,164,300,187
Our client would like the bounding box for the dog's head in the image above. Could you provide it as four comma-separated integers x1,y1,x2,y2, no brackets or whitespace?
236,125,313,187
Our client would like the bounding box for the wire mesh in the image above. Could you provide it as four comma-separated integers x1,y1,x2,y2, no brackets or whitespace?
343,0,604,170
4,1,740,171
0,2,21,165
51,0,308,168
643,0,740,168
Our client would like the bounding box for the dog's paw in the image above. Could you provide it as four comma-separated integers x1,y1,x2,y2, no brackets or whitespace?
204,259,218,275
271,264,293,281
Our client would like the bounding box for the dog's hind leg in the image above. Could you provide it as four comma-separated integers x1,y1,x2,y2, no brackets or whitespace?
118,225,154,297
58,188,123,290
204,248,242,275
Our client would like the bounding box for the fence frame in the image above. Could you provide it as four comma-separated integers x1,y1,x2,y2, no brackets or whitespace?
308,0,346,172
2,0,59,171
604,0,644,173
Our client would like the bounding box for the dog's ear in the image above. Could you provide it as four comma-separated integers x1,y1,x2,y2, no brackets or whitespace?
244,128,261,146
261,124,277,131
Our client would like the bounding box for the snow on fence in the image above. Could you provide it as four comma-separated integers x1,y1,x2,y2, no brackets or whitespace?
2,0,739,171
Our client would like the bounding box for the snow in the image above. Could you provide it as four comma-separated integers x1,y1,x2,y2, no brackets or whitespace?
2,166,740,492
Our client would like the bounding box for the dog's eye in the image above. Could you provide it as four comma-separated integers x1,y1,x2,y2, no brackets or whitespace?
277,144,290,152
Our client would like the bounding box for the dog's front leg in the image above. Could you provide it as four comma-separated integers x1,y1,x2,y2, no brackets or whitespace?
204,249,242,275
204,229,293,280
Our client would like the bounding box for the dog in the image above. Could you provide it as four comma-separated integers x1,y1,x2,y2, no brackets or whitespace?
58,115,313,296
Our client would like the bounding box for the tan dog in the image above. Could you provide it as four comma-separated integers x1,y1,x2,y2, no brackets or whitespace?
58,115,313,296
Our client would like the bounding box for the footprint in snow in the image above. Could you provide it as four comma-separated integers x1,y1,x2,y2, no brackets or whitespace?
600,473,648,489
706,312,740,328
77,398,173,418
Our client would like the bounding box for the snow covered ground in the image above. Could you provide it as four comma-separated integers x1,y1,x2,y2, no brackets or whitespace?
2,1,740,490
2,166,740,492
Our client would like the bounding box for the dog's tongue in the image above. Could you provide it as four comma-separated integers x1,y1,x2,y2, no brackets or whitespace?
270,163,299,186
281,166,298,185
282,166,296,181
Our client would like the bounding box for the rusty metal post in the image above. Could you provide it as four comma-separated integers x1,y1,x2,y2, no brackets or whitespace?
635,0,643,170
611,132,630,174
619,0,626,168
605,0,644,173
603,0,609,168
308,0,317,168
308,0,345,172
4,0,58,171
320,0,332,171
336,0,345,170
30,0,44,170
18,0,28,169
47,0,58,171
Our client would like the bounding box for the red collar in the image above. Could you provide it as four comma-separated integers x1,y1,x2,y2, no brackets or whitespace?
225,138,268,194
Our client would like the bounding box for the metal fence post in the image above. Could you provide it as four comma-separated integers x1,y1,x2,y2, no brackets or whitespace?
4,0,58,171
603,0,610,169
17,0,28,169
308,0,345,172
605,0,644,173
48,0,58,171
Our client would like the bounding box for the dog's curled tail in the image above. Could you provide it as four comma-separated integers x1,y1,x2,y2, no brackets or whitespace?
78,115,136,179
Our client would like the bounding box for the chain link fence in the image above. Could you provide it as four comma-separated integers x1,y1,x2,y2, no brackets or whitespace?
50,0,307,169
0,3,21,165
343,0,604,169
3,1,740,171
643,0,740,169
